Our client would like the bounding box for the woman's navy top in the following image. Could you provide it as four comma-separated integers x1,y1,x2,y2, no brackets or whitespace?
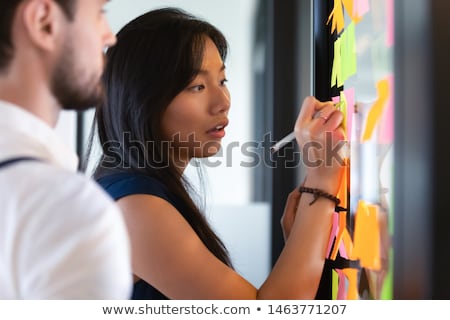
97,172,186,300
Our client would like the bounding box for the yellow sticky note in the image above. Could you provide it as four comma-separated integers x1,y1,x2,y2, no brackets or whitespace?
331,22,356,89
340,22,357,83
343,22,357,80
332,269,339,300
339,91,348,133
331,37,343,88
362,78,390,141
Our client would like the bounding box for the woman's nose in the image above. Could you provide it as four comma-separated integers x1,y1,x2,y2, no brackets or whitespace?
211,86,230,115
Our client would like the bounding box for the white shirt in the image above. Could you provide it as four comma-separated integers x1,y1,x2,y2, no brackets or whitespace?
0,100,132,299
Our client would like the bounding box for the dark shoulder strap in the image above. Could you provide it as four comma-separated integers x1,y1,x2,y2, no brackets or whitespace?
0,156,40,170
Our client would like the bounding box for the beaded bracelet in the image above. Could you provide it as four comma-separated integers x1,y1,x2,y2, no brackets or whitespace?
298,186,340,206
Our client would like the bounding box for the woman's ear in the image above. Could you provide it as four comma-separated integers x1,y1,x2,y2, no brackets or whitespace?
21,0,65,52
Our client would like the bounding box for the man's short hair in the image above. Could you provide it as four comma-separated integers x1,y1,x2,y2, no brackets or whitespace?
0,0,76,71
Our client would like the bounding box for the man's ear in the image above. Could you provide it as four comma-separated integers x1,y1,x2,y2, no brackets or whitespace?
21,0,64,52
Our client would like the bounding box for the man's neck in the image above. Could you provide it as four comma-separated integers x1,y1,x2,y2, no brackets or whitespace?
0,70,60,128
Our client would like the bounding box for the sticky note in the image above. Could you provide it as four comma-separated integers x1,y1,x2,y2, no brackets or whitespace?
361,78,390,141
342,0,369,23
341,22,357,82
386,0,394,46
379,74,394,144
337,269,348,300
326,212,340,258
327,0,345,34
341,227,353,258
353,0,370,20
342,0,354,20
342,268,359,299
330,212,347,260
339,91,348,133
331,23,357,89
329,165,349,260
331,37,343,88
332,269,339,300
337,165,348,211
343,88,355,137
351,200,381,270
331,88,355,138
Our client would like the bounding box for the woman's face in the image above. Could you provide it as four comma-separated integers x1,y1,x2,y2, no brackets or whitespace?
161,37,231,166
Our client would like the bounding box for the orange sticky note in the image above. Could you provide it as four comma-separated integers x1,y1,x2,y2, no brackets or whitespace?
327,0,345,34
330,164,349,260
352,200,365,259
362,78,390,141
342,268,359,299
364,204,381,270
351,200,381,270
379,74,394,144
342,0,354,19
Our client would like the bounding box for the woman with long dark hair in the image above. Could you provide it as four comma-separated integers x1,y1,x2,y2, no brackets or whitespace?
89,7,345,299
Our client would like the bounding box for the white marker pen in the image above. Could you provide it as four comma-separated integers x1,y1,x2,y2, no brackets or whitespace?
270,131,296,153
270,101,344,154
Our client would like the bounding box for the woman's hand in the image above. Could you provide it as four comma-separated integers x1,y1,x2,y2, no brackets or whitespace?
294,96,346,194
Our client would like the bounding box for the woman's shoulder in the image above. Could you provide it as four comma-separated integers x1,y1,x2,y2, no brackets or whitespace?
96,172,171,202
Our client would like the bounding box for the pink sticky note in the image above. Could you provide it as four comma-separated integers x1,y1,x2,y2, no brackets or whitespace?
354,0,370,19
341,227,356,260
386,0,394,47
337,269,348,300
343,88,355,138
332,96,340,104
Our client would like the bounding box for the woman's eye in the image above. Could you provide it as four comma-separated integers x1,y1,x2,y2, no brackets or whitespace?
220,79,228,86
190,84,205,92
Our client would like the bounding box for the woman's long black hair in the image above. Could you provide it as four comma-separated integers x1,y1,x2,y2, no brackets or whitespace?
88,7,232,267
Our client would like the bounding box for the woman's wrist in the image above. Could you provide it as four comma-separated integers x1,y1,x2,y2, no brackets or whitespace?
298,186,340,206
302,174,341,196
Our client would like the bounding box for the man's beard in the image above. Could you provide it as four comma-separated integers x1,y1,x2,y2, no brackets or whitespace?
50,44,105,111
